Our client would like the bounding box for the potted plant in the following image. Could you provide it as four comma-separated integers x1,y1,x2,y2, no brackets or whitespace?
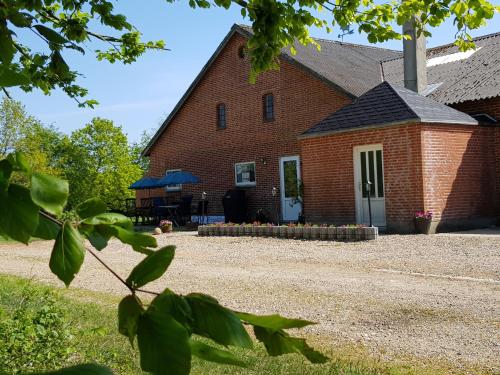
272,225,280,238
310,224,320,240
244,223,252,236
237,224,245,236
251,222,260,236
415,210,433,234
302,223,312,240
279,225,287,238
319,224,329,240
198,225,207,236
327,225,337,241
232,223,240,236
159,220,173,233
294,223,304,239
263,223,273,237
286,223,296,239
337,225,347,241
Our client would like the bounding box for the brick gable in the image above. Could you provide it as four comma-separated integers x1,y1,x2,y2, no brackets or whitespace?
142,32,351,218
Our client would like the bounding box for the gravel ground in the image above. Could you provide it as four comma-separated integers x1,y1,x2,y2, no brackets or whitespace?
1,233,499,372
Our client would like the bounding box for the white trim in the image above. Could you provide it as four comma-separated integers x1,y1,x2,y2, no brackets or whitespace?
279,155,301,221
234,161,256,187
165,169,182,192
353,144,386,226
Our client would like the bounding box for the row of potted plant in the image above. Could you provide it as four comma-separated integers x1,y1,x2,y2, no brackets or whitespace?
198,223,378,241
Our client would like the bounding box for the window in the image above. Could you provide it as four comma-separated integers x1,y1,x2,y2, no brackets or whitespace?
235,162,256,187
238,46,246,59
263,93,274,121
165,169,182,192
217,103,226,129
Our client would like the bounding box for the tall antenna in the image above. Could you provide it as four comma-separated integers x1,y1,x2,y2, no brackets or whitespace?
338,25,354,42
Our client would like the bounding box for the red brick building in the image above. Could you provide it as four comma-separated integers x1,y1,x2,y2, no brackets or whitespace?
141,25,500,233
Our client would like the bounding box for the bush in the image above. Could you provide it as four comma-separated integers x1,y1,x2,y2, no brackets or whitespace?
0,286,73,373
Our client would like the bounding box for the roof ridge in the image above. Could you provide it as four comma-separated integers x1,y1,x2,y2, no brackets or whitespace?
381,81,420,118
427,31,500,52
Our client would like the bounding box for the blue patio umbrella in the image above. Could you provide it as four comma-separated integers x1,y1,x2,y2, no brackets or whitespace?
129,176,163,190
158,171,201,186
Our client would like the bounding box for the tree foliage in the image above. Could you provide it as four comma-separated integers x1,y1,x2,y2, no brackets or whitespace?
56,117,143,210
0,152,327,374
0,0,498,103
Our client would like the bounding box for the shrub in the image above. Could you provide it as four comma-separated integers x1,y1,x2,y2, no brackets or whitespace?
0,287,73,373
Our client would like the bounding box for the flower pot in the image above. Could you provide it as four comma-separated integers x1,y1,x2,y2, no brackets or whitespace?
415,218,432,234
302,227,311,239
279,226,287,238
327,227,337,241
228,226,237,236
286,226,295,239
319,227,329,240
237,226,245,236
198,225,207,236
263,226,272,237
310,227,320,240
337,227,347,241
272,226,280,238
244,226,252,236
294,227,304,239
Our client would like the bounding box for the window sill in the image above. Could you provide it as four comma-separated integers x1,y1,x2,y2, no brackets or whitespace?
235,183,256,188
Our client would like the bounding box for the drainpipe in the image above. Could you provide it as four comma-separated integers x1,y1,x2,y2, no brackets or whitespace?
403,17,427,93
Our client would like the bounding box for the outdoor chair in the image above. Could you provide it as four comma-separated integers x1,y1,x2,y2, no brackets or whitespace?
151,196,168,223
136,198,153,225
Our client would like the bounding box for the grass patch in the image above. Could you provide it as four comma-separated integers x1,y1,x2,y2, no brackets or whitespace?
0,274,485,375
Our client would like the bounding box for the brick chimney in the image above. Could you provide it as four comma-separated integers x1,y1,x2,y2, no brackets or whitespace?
403,17,427,93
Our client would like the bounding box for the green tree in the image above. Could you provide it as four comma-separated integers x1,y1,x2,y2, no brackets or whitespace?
131,129,153,173
58,117,142,210
0,0,498,103
0,96,62,177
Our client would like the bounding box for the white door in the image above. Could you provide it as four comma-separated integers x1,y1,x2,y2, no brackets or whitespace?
354,145,386,227
280,156,302,222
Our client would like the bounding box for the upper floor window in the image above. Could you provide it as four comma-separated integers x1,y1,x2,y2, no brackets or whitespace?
263,93,274,121
217,103,226,129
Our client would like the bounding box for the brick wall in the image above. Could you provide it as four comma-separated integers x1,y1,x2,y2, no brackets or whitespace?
300,124,424,232
420,124,498,230
142,32,351,219
453,97,500,213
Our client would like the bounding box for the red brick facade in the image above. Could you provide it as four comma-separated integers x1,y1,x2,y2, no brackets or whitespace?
300,123,499,232
142,33,351,219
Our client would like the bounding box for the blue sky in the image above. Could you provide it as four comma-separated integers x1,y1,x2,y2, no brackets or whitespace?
9,1,500,142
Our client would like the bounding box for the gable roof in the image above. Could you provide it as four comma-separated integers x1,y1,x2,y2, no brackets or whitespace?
301,81,477,138
382,31,500,104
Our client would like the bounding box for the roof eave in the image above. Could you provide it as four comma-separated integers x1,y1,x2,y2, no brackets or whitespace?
298,117,477,140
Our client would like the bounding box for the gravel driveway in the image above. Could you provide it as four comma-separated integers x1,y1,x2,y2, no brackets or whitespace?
1,233,499,372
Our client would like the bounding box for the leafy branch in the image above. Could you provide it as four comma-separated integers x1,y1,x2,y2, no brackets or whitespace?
0,151,327,375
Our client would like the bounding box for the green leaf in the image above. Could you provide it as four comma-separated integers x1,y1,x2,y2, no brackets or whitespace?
31,172,68,217
34,24,69,45
82,212,133,229
0,20,15,64
8,11,33,28
33,213,61,240
0,68,30,87
42,363,114,375
0,159,13,192
84,226,111,250
104,225,156,254
0,184,39,244
148,289,193,329
126,246,175,288
253,326,328,363
76,198,107,219
49,221,85,286
7,151,31,173
235,312,316,332
137,308,191,375
185,293,253,349
118,295,144,346
190,340,247,367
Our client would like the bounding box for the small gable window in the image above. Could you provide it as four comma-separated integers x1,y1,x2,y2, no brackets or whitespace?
217,103,226,129
263,93,274,121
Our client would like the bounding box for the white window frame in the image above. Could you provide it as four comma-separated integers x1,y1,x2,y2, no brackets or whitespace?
234,162,256,187
165,169,182,192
